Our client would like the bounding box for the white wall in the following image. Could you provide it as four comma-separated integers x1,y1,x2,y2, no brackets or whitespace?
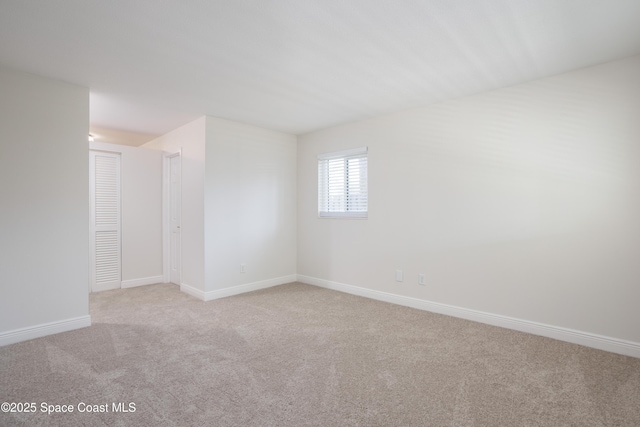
297,56,640,344
204,117,297,293
90,141,163,285
143,116,297,299
143,117,206,292
0,67,90,342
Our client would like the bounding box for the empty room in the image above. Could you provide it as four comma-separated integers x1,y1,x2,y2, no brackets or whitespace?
1,1,639,426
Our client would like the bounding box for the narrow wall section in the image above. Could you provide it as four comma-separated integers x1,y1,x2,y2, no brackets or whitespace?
143,117,206,293
0,67,90,343
205,116,297,296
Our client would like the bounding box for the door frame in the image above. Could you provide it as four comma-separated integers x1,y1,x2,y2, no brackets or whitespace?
89,149,122,293
162,149,182,284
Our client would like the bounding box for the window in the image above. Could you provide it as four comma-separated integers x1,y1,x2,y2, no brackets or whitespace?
318,147,368,218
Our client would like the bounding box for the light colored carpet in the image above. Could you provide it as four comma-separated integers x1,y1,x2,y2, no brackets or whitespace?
1,282,639,426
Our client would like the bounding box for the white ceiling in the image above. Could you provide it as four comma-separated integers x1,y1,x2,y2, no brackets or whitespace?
1,0,640,143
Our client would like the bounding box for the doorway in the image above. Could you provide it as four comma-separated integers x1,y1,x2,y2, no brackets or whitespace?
164,151,182,285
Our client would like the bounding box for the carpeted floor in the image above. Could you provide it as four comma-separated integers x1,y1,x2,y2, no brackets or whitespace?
1,282,639,426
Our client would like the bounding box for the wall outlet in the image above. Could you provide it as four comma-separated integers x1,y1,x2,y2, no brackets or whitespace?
240,263,246,273
418,274,426,286
395,269,403,282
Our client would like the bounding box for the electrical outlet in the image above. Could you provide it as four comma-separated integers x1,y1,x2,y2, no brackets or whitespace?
240,264,246,273
418,274,426,285
395,269,403,282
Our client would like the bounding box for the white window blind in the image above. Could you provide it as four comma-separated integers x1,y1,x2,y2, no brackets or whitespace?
318,147,368,218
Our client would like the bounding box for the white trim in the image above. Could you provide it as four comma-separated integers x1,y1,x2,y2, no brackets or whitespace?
162,154,168,283
181,274,297,302
296,275,640,359
317,146,367,160
121,275,164,289
162,149,182,284
180,282,206,300
319,211,368,219
0,316,92,347
92,282,120,293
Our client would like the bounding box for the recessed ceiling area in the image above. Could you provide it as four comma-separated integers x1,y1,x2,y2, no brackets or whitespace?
88,126,159,148
1,0,640,145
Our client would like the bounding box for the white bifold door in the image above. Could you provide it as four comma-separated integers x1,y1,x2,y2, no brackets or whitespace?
90,150,121,292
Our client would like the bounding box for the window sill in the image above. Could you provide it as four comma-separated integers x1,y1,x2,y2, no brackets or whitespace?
318,212,368,219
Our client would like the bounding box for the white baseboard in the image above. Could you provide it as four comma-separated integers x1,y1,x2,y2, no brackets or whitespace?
121,275,164,289
181,274,297,302
0,315,92,347
180,282,206,300
297,275,640,359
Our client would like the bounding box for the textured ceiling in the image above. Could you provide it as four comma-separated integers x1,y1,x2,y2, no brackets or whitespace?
1,0,640,142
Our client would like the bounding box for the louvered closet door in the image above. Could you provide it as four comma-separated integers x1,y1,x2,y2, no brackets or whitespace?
90,151,121,292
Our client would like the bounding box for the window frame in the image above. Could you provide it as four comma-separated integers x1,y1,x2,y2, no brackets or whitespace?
317,146,368,219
